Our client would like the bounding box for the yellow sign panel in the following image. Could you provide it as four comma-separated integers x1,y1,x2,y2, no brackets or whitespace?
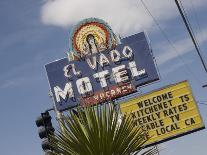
120,81,205,145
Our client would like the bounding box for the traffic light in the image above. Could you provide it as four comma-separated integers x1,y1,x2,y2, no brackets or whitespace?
35,111,55,153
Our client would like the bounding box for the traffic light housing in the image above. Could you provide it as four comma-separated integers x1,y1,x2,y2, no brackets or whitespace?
35,111,55,152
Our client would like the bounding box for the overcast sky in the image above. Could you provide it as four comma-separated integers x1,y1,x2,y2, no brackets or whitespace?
0,0,207,155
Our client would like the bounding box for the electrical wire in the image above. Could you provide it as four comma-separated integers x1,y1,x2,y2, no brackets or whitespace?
182,0,207,65
178,0,202,55
175,0,207,74
189,0,205,46
139,0,203,85
197,101,207,106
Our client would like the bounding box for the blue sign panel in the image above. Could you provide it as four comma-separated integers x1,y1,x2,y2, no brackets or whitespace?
45,32,159,111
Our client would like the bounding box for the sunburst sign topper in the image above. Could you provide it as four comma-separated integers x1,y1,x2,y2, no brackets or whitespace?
68,18,119,59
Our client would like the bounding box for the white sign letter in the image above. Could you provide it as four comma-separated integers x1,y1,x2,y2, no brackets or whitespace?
110,49,121,62
93,70,109,88
99,53,110,67
54,83,74,102
86,56,97,70
129,61,139,77
76,77,93,95
112,65,129,83
63,64,81,78
123,46,133,59
129,61,146,77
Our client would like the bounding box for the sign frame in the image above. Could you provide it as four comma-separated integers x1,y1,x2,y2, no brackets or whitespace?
45,32,160,111
120,80,205,147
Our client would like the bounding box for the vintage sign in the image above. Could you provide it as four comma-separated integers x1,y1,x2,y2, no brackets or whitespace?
45,32,159,111
68,18,119,59
120,81,205,146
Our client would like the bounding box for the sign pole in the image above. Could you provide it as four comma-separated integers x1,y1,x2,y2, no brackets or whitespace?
49,90,65,133
56,111,65,133
156,145,159,155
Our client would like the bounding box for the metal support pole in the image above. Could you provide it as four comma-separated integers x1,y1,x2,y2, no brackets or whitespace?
48,90,65,133
156,145,160,155
56,110,65,133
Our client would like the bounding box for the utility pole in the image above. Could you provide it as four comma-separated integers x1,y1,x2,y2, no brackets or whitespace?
174,0,207,75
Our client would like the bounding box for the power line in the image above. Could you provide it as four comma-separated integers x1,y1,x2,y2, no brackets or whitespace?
189,0,205,45
187,0,206,69
177,0,202,55
174,0,207,74
139,0,203,84
200,103,207,106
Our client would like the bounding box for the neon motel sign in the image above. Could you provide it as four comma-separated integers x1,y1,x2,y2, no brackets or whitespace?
45,19,159,111
55,46,145,101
